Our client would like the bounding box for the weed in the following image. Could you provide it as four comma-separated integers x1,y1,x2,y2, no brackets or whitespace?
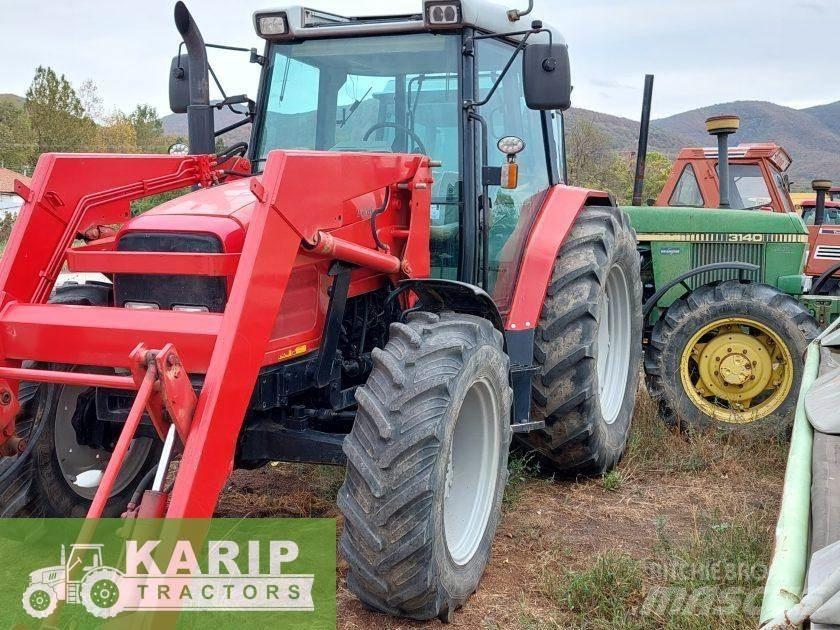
505,452,539,507
542,552,645,626
602,469,624,491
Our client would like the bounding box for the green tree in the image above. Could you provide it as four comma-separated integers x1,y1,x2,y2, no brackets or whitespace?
130,104,165,151
0,102,37,172
601,150,672,205
566,119,613,190
96,110,138,152
25,66,96,153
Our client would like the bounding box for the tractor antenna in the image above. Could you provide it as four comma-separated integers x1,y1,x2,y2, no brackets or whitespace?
507,0,534,22
632,74,655,206
174,1,215,155
706,115,740,209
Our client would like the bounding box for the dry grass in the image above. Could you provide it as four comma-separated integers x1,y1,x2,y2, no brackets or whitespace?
218,387,787,629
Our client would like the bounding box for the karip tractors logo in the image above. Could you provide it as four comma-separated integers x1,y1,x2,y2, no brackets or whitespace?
22,539,314,619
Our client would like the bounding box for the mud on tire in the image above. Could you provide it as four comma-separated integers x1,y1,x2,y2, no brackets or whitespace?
338,312,512,621
645,280,820,432
518,205,643,475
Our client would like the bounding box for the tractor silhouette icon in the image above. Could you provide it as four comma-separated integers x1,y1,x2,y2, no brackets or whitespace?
22,544,124,619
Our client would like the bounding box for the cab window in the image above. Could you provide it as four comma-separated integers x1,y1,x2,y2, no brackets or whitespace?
669,164,704,207
475,37,551,308
256,34,462,279
715,163,772,210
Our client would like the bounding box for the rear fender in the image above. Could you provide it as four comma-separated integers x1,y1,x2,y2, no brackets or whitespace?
505,186,612,331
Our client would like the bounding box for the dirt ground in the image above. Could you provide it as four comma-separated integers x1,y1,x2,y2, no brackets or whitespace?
216,390,786,629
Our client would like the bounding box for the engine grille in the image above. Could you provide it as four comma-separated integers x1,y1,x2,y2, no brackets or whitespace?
815,245,840,260
689,243,763,288
113,232,227,312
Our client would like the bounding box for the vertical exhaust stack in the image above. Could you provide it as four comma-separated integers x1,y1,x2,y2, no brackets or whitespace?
632,74,655,207
706,115,740,209
174,1,215,155
812,179,832,225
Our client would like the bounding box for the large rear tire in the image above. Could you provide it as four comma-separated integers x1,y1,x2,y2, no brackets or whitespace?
645,280,819,432
518,205,643,474
338,312,511,621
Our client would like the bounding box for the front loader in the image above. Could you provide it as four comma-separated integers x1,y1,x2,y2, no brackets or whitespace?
0,0,643,621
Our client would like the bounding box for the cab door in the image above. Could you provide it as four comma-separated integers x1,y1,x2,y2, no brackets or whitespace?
472,35,555,313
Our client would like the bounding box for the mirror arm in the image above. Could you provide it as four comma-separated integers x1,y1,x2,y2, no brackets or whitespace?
214,116,253,138
463,26,552,110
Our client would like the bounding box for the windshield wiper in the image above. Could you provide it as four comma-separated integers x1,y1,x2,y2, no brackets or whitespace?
338,87,373,128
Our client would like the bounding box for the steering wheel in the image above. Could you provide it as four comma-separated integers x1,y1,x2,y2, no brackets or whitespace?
362,122,427,155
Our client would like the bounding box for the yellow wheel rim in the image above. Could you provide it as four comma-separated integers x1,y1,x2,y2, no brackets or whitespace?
679,317,794,424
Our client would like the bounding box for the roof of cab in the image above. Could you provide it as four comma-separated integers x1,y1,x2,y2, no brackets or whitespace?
254,0,566,46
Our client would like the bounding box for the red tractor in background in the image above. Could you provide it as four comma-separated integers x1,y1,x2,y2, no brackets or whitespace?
0,1,643,621
655,117,840,294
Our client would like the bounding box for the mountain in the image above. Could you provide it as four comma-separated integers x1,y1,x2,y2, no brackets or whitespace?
138,98,840,186
648,101,840,186
0,94,25,107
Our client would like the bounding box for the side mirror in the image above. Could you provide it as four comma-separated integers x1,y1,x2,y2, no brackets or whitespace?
169,54,190,114
523,43,571,111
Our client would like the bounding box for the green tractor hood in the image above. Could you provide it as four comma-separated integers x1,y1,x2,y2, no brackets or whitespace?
621,205,808,236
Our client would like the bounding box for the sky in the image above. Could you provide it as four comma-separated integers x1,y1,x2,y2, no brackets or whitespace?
1,0,838,121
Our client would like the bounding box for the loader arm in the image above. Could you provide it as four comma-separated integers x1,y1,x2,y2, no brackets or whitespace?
0,149,433,518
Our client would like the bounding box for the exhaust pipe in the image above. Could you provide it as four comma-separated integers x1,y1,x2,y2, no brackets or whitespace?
174,1,215,155
706,115,740,209
632,74,655,207
813,179,832,225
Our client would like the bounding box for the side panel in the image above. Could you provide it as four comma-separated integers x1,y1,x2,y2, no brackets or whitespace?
504,185,611,330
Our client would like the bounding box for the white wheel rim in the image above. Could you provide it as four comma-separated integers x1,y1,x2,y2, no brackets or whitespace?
596,264,633,425
443,377,500,566
54,384,153,500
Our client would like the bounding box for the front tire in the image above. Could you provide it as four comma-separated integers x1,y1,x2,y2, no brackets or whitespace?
25,283,159,516
645,280,820,431
338,312,512,621
519,205,643,474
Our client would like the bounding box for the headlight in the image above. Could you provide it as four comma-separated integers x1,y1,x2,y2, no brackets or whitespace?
125,302,160,311
254,12,289,38
172,304,210,313
497,136,526,156
424,1,462,28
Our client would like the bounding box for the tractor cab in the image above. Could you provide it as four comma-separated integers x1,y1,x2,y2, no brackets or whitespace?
653,117,840,290
657,142,795,213
170,0,571,306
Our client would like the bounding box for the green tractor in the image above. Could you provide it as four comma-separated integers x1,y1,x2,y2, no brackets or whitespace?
620,96,829,431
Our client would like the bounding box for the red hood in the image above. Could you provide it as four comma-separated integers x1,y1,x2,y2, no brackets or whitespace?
120,177,258,252
144,177,257,223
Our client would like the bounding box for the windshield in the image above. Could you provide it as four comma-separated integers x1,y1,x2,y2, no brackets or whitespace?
255,33,461,203
715,163,772,210
803,206,840,225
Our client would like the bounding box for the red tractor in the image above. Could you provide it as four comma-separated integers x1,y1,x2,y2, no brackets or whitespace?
655,116,840,294
0,1,643,620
